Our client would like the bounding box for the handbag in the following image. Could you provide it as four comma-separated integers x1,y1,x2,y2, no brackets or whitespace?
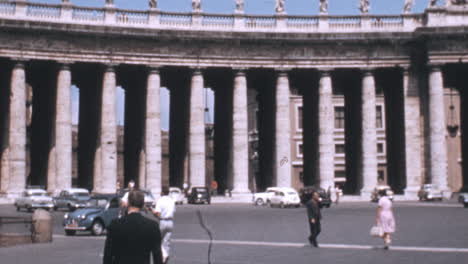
370,225,383,237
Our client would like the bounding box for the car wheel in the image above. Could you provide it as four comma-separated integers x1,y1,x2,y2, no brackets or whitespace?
68,205,76,212
15,204,20,211
464,203,468,208
91,220,105,236
295,204,300,208
326,204,331,208
27,205,33,212
65,230,76,236
280,202,285,209
255,198,265,206
53,206,58,211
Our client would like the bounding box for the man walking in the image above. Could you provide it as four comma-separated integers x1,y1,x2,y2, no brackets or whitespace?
306,191,322,248
103,190,163,264
153,186,176,264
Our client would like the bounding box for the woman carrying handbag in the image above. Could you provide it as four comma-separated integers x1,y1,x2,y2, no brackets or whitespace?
375,189,396,249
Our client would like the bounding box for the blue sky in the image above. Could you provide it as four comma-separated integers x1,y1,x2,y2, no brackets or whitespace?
37,0,431,15
61,0,434,128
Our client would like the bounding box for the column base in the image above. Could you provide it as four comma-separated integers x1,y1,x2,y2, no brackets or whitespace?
404,186,420,200
360,188,373,201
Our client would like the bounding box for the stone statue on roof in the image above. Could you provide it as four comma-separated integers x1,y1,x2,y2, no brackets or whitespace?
319,0,328,14
192,0,202,12
149,0,157,9
235,0,244,13
448,0,468,5
428,0,438,7
275,0,285,14
359,0,370,14
403,0,413,13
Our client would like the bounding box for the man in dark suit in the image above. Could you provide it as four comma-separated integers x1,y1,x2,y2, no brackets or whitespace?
103,190,163,264
306,191,322,248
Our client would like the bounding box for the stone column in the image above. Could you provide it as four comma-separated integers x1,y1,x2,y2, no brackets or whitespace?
7,61,27,197
403,67,423,199
94,65,117,194
360,69,378,197
231,69,249,194
428,65,450,197
275,70,291,187
189,68,206,187
54,63,72,192
144,67,162,196
318,70,335,190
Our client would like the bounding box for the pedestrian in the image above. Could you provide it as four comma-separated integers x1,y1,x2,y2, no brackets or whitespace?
306,191,322,247
376,189,396,250
120,180,136,217
103,190,163,264
211,180,218,196
153,186,176,264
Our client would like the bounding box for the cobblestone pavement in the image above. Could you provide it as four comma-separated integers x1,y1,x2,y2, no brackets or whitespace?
0,201,467,264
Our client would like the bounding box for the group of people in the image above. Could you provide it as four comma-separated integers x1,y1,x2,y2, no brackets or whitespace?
306,188,395,249
104,181,175,264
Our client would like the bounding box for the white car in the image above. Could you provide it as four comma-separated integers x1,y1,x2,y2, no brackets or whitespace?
253,187,282,206
14,188,54,212
269,189,301,208
169,187,184,205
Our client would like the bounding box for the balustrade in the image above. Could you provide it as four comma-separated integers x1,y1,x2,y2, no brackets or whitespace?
202,14,234,28
159,11,192,26
0,1,15,15
72,7,105,22
27,3,61,19
286,16,319,29
116,10,148,24
245,15,275,29
0,1,449,33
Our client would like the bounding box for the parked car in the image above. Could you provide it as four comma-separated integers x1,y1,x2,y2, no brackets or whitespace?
458,193,468,208
53,188,91,211
169,187,184,205
370,185,394,202
298,186,332,208
187,187,211,204
252,187,283,206
269,189,301,208
417,184,443,201
118,188,156,208
14,188,54,212
63,194,120,236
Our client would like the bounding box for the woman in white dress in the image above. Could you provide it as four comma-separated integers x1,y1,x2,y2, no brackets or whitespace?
376,189,396,249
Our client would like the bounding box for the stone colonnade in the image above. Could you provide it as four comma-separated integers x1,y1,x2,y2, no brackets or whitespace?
0,60,453,198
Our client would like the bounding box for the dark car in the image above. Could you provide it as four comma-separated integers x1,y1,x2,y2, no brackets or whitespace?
53,188,91,211
299,186,332,208
63,194,120,236
187,187,211,204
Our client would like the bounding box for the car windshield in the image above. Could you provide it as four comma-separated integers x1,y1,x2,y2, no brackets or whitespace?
86,198,109,208
74,192,90,197
31,192,47,197
287,192,297,195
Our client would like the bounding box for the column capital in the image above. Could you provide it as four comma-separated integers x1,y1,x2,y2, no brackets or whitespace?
318,68,333,76
103,63,118,72
189,66,205,75
233,67,248,76
147,65,161,74
11,58,28,68
57,61,74,71
361,67,376,75
428,63,444,72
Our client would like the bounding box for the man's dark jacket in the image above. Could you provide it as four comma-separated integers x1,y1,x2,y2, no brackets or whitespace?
103,212,163,264
306,199,321,223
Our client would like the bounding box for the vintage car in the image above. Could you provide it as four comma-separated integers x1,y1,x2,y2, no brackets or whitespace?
298,186,332,208
118,188,156,208
14,188,54,212
187,187,211,204
169,187,184,205
53,188,91,211
252,187,283,206
370,185,394,202
63,194,120,236
417,184,443,201
458,193,468,208
269,189,301,208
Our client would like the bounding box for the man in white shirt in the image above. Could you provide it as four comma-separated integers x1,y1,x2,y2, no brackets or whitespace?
152,186,176,264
